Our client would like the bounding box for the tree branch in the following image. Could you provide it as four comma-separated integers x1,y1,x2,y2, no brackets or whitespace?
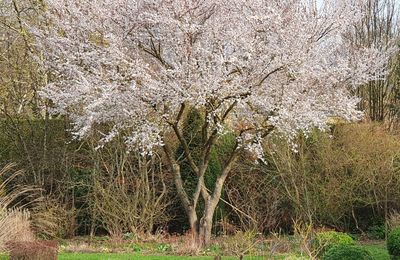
257,66,284,87
162,142,191,213
209,141,240,209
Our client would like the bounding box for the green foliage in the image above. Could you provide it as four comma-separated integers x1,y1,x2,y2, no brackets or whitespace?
361,243,390,260
322,245,373,260
313,231,355,256
130,243,142,253
387,227,400,257
156,243,172,253
67,167,93,236
367,224,386,240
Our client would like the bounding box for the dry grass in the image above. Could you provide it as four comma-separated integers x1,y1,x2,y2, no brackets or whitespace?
7,240,58,260
0,163,37,211
0,163,37,251
61,241,108,254
0,208,35,251
166,232,199,255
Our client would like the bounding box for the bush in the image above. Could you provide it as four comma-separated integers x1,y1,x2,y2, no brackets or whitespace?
367,224,386,239
7,241,58,260
266,123,400,232
218,230,260,256
387,227,400,257
323,245,373,260
313,231,355,256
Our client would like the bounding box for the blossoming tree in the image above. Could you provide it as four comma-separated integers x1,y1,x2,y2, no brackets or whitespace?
34,0,390,246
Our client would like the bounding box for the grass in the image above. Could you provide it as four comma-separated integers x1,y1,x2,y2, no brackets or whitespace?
0,239,389,260
56,242,389,260
58,254,266,260
0,254,297,260
361,242,390,260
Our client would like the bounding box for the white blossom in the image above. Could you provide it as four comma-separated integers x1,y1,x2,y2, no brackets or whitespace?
34,0,392,156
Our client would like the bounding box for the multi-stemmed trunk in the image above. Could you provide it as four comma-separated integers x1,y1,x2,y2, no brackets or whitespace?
164,141,238,247
185,194,219,246
161,102,243,247
186,188,225,247
198,197,219,246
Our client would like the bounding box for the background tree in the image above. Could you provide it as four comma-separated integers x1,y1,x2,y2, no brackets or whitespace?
34,0,391,247
351,0,400,123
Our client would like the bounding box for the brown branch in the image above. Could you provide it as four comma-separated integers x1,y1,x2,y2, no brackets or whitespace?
172,123,200,175
192,174,204,208
257,66,284,87
166,103,200,175
208,141,240,210
162,143,191,213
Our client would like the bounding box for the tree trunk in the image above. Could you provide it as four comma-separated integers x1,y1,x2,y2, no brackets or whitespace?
197,193,222,247
188,207,199,238
163,140,239,248
198,212,213,246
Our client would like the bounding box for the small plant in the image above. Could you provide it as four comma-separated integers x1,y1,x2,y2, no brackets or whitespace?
323,244,373,260
131,243,141,253
387,227,400,258
203,244,221,255
312,231,355,257
156,243,172,253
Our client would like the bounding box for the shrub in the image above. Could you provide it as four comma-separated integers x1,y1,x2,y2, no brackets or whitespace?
367,224,386,239
7,241,58,260
31,199,77,239
266,123,400,232
322,245,373,260
313,231,355,256
92,149,170,240
387,227,400,257
218,230,260,256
